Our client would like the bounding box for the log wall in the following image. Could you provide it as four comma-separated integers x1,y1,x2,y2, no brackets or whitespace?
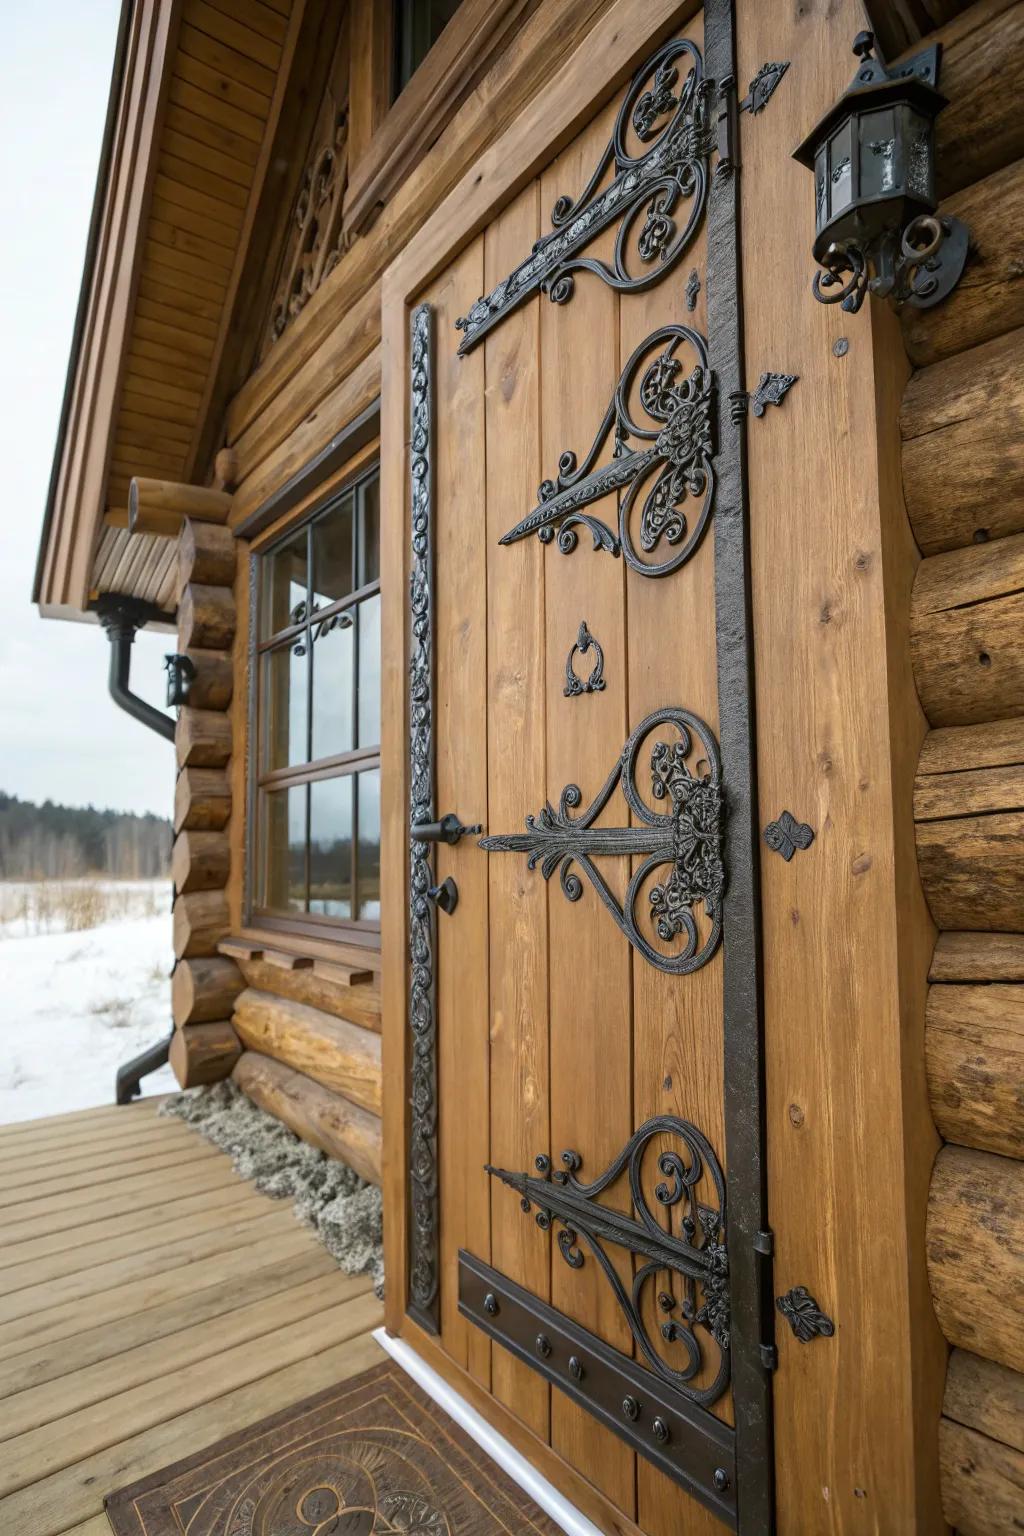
170,519,241,1088
901,4,1024,1518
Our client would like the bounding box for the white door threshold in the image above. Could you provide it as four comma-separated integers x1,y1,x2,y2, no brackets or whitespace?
373,1327,605,1536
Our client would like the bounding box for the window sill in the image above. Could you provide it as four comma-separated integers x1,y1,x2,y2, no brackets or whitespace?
221,929,380,986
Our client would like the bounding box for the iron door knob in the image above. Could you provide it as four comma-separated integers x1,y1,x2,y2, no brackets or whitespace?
410,813,482,845
427,877,459,916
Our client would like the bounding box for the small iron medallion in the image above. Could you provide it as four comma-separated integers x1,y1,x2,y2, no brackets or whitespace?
763,810,815,862
564,621,606,697
776,1286,835,1342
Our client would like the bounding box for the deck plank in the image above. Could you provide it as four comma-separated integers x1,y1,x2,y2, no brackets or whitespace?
0,1104,382,1535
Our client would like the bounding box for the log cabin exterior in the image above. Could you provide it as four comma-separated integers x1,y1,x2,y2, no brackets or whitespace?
31,0,1024,1531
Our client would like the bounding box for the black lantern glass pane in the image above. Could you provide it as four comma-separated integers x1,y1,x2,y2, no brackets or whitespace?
859,107,897,201
814,143,828,233
904,107,934,202
828,116,854,222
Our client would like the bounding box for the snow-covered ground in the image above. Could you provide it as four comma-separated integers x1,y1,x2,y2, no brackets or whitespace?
0,879,177,1123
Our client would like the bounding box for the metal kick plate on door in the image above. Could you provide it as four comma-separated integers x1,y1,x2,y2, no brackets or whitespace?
459,1251,738,1528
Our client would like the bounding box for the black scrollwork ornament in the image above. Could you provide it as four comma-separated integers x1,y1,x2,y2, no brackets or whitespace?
500,324,714,578
480,707,724,974
564,621,606,697
487,1115,730,1406
750,371,798,416
740,61,790,115
776,1286,835,1342
455,38,714,353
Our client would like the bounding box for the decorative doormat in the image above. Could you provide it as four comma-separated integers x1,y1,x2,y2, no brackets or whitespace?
104,1359,564,1535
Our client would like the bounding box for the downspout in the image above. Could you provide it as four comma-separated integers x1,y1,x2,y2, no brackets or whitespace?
95,594,176,741
94,594,175,1101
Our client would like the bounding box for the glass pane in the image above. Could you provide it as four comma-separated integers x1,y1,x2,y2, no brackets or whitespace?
311,610,355,761
358,473,380,586
358,594,381,748
311,494,354,610
828,117,853,219
259,785,306,911
394,0,461,95
860,108,896,199
261,641,308,770
261,527,308,638
310,775,353,918
357,768,381,920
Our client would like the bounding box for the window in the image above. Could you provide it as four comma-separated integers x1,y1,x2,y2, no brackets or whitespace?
392,0,461,98
252,469,381,937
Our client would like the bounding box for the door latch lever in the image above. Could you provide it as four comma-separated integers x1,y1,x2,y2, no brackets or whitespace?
411,813,482,845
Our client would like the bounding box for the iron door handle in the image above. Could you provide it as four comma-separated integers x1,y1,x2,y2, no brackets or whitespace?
410,813,482,845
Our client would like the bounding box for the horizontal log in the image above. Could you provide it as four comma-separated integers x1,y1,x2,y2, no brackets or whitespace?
232,1051,381,1186
901,328,1024,555
231,954,381,1033
172,956,244,1027
926,983,1024,1157
169,1022,240,1089
176,708,232,769
178,583,235,652
179,648,233,712
173,890,229,959
931,932,1024,983
174,766,230,833
178,519,235,590
920,718,1024,775
171,830,230,895
939,1418,1024,1536
927,1144,1024,1371
233,989,381,1115
945,1349,1024,1454
902,157,1024,369
917,813,1024,931
129,477,231,536
910,533,1024,724
934,0,1024,197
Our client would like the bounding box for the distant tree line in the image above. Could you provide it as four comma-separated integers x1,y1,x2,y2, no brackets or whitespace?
0,792,171,880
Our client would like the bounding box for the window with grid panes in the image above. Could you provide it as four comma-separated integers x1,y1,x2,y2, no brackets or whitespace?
252,469,381,936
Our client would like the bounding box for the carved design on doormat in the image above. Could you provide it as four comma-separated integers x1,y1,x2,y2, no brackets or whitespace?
454,36,714,353
480,707,724,974
776,1286,835,1342
104,1360,565,1534
564,620,607,697
486,1114,730,1405
499,323,715,578
763,810,815,861
408,303,440,1333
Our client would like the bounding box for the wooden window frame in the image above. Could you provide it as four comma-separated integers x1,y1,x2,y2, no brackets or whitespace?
245,460,381,950
344,0,535,236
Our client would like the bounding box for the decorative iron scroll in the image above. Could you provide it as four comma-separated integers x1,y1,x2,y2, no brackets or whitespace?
486,1115,730,1406
479,707,723,974
763,810,814,862
455,37,714,354
499,324,714,578
776,1286,834,1342
408,304,440,1332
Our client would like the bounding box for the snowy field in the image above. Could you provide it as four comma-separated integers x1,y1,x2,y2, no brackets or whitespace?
0,879,177,1123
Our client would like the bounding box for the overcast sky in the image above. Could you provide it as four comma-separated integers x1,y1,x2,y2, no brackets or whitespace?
0,3,174,819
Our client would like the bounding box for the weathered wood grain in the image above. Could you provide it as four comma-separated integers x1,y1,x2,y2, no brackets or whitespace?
232,1051,381,1185
232,988,381,1114
927,1145,1024,1369
917,812,1024,930
170,830,230,894
169,1022,241,1088
174,766,231,831
944,1349,1024,1453
172,955,244,1026
172,890,230,959
930,932,1024,982
175,707,232,769
926,983,1024,1156
178,582,235,651
939,1418,1024,1536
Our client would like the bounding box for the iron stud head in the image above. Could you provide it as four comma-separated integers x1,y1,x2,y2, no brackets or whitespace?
652,1416,670,1444
622,1395,641,1422
713,1468,730,1492
568,1355,584,1382
535,1333,552,1359
483,1292,499,1316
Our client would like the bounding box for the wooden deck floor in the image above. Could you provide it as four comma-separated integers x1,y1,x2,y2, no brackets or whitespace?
0,1097,384,1536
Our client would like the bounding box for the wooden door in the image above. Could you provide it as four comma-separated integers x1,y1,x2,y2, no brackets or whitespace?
385,3,779,1530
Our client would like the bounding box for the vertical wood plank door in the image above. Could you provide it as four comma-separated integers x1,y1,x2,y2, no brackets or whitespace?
380,0,943,1531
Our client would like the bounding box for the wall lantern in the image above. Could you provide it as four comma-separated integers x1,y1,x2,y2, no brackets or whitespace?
793,31,968,314
164,653,196,708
